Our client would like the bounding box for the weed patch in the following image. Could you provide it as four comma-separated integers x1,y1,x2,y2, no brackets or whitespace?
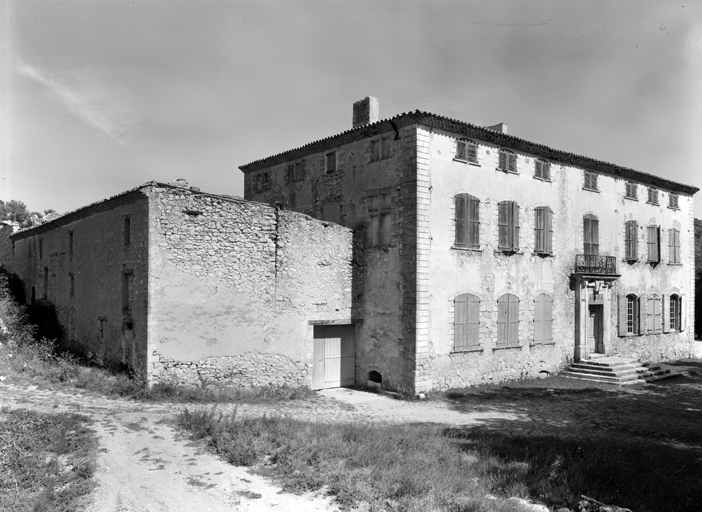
0,408,97,512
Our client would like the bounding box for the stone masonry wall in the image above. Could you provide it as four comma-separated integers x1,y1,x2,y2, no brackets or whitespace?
146,185,353,387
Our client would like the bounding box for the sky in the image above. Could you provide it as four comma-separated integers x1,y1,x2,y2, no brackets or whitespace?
2,0,701,218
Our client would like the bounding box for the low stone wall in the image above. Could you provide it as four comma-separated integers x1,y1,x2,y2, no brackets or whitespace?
151,352,309,388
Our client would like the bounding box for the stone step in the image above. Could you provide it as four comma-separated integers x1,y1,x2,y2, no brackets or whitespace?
561,365,675,385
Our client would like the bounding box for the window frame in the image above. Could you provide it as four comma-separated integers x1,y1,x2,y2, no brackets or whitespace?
583,214,599,256
625,182,638,200
533,206,553,255
647,187,659,205
497,149,517,173
668,228,681,264
533,294,553,345
455,138,479,164
669,294,681,331
454,293,481,352
454,194,480,249
646,293,662,334
583,171,599,191
496,293,519,348
534,159,551,181
123,215,132,248
497,201,520,253
647,225,660,263
624,220,638,261
668,193,679,210
325,151,337,174
368,192,393,247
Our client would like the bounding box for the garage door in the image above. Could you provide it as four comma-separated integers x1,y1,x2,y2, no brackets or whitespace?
312,324,355,390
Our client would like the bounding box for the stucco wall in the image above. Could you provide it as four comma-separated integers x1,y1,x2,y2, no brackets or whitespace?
10,194,149,372
146,186,353,387
422,128,695,390
244,125,419,390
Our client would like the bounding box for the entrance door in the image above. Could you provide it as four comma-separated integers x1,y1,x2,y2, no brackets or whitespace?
312,325,355,390
587,305,604,354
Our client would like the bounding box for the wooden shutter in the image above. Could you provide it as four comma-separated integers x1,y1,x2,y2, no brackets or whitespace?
455,195,467,247
508,294,519,346
467,294,480,348
497,295,508,347
663,294,670,333
512,202,520,251
680,294,686,332
468,195,480,248
534,208,544,253
584,216,598,256
545,208,553,254
648,226,659,262
508,153,517,172
467,142,478,163
639,295,647,334
534,294,552,344
454,295,467,351
542,161,550,180
456,140,467,161
618,295,628,336
625,221,637,260
654,296,662,333
498,202,510,250
542,295,552,343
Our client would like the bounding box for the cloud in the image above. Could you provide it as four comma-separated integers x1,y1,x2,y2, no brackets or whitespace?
16,62,137,145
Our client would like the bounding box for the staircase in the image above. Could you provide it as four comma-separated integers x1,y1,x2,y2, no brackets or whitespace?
561,355,678,385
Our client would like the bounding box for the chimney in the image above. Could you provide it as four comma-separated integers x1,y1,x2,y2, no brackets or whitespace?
484,123,508,134
352,96,379,128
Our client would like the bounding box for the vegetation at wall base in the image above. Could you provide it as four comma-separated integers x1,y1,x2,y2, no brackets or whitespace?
0,408,97,512
177,406,702,512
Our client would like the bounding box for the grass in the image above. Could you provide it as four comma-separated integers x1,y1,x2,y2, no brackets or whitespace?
177,404,702,512
0,407,98,512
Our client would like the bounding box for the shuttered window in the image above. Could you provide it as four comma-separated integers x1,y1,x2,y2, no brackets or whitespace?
668,193,679,209
647,294,662,333
534,159,551,181
647,226,660,263
368,193,392,247
624,220,638,261
669,294,681,331
533,294,553,345
584,172,598,191
454,293,480,351
455,194,480,249
668,228,680,264
498,150,517,173
497,294,519,347
498,201,520,252
647,188,658,205
534,207,553,255
618,294,639,336
456,139,478,163
380,136,392,159
625,182,638,200
583,215,599,256
325,152,337,174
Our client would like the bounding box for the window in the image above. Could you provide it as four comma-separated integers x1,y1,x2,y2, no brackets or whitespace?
39,238,43,259
454,293,480,351
647,187,658,205
43,267,49,299
98,317,107,341
533,294,553,345
647,225,660,263
254,173,271,193
325,152,337,174
69,273,74,298
668,228,681,264
533,207,553,255
286,160,306,183
625,182,638,200
498,149,517,173
454,194,480,249
123,216,131,247
618,294,639,336
368,193,392,247
456,139,478,164
624,220,638,261
497,201,520,252
669,294,682,331
583,214,599,256
122,272,133,312
497,294,519,348
583,171,598,191
69,231,74,260
370,136,392,162
534,159,551,181
668,193,679,209
646,294,662,333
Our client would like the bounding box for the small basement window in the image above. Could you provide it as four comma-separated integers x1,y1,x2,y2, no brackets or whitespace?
368,371,382,384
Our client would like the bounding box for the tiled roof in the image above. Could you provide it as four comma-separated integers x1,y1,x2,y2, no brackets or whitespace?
239,110,699,195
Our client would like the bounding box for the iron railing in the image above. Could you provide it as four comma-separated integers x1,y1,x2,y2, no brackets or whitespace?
574,254,617,275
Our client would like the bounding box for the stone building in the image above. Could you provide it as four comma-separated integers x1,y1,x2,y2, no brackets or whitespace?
8,181,354,388
240,97,699,393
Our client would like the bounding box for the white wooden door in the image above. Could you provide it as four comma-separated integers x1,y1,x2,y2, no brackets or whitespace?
312,325,355,390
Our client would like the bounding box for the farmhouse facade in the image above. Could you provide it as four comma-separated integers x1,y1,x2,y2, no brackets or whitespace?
240,97,698,393
7,182,355,388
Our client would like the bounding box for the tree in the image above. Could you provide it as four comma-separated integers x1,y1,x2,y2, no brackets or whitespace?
0,200,32,227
